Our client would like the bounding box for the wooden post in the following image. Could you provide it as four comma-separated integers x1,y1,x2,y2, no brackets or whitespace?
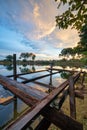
42,106,83,130
58,88,69,110
13,54,17,80
50,62,53,85
81,72,86,88
68,76,76,119
14,98,18,119
49,62,53,92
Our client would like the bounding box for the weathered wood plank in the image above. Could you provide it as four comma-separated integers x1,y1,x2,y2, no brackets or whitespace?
7,69,47,77
3,72,81,130
18,76,28,81
68,76,76,119
48,67,81,73
0,75,40,106
18,76,55,89
5,78,69,130
75,90,84,99
57,88,69,110
22,71,59,84
33,81,55,89
81,72,86,84
42,106,83,130
0,75,48,100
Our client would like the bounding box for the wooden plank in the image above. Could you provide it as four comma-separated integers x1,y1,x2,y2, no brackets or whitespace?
34,118,51,130
57,88,69,110
54,86,84,110
22,71,59,84
18,77,55,89
33,81,55,89
81,72,86,85
3,72,81,130
48,67,81,73
80,72,86,89
0,75,39,106
48,67,75,73
0,75,48,100
74,72,80,82
42,106,83,130
68,76,76,119
5,78,69,130
7,69,47,77
75,90,84,99
18,76,28,81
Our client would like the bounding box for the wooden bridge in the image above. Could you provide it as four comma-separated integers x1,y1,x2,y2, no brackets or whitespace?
0,54,86,130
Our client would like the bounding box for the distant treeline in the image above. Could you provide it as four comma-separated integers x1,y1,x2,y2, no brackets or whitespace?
0,58,86,68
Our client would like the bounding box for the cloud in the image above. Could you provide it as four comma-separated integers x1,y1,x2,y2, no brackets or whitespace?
28,1,57,40
0,0,80,60
36,53,57,60
43,27,80,49
33,3,40,18
0,0,57,41
55,28,80,48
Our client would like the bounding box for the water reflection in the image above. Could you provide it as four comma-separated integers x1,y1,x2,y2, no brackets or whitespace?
60,71,72,79
0,84,28,129
0,98,28,129
19,65,35,73
1,64,87,73
4,64,13,71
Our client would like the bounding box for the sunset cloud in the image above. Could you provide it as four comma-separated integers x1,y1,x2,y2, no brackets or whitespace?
55,28,80,48
0,0,80,60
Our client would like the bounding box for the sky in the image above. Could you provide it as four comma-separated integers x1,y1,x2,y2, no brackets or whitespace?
0,0,80,60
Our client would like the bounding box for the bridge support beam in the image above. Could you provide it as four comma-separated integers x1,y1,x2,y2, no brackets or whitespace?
42,106,83,130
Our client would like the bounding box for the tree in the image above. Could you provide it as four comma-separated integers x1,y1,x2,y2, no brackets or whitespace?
61,48,74,56
55,0,87,30
79,24,87,49
73,45,82,54
60,23,87,59
60,48,75,59
28,53,36,61
28,53,33,60
32,54,36,61
20,53,29,60
19,52,36,62
5,55,13,62
20,52,31,62
72,23,87,55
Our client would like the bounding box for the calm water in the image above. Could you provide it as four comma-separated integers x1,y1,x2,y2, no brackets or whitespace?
0,64,86,129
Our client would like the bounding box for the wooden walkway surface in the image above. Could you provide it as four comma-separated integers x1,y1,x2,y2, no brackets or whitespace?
0,68,84,130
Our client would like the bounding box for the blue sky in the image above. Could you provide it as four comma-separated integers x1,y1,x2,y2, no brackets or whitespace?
0,0,80,60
